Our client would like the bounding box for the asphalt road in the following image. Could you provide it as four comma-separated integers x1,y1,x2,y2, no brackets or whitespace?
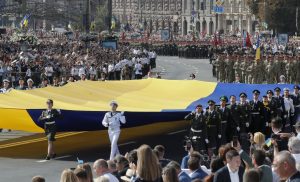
0,56,215,181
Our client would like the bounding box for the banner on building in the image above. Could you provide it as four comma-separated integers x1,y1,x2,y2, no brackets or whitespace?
214,0,224,13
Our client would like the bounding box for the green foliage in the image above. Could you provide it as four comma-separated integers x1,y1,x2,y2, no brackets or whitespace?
248,0,299,34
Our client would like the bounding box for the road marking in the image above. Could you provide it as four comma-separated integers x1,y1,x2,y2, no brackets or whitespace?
119,141,136,147
36,159,48,163
36,155,72,162
167,130,186,135
54,155,72,160
0,132,86,149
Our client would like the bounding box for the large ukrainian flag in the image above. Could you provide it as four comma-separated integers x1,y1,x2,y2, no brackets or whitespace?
0,79,294,133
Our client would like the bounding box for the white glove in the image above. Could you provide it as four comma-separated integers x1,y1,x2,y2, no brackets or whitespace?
237,127,240,131
246,123,249,127
46,115,51,119
266,122,269,127
103,123,108,127
205,139,209,144
218,135,222,139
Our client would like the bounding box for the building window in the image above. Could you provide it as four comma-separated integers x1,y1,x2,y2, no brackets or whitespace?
200,0,206,10
184,0,187,10
210,0,213,10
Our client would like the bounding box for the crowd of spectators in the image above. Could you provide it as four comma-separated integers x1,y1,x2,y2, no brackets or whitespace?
0,35,158,92
30,118,300,182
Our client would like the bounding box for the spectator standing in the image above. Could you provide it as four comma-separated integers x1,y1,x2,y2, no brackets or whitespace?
273,151,300,182
213,150,244,182
60,169,79,182
188,155,208,181
243,169,261,182
32,176,46,182
162,166,179,182
288,137,300,171
133,144,162,182
93,159,119,182
167,161,192,182
154,145,171,168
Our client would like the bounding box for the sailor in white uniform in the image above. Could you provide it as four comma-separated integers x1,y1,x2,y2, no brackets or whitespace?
102,101,126,160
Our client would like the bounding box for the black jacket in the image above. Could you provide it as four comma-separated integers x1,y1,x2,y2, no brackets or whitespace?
213,166,244,182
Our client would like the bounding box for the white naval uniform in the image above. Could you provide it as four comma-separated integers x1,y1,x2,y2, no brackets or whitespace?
102,111,126,160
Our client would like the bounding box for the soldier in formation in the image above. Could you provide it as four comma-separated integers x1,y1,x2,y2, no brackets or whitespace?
212,54,300,84
185,86,300,154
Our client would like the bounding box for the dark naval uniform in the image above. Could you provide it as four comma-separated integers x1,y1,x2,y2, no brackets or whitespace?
249,90,264,133
184,109,208,152
227,101,240,138
217,96,231,145
205,100,221,153
38,109,61,141
238,93,252,151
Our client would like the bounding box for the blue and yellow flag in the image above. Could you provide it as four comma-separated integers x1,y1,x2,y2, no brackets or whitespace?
111,17,116,30
20,14,30,28
255,34,261,61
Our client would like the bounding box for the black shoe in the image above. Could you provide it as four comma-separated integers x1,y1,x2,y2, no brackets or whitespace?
51,153,57,159
45,156,51,160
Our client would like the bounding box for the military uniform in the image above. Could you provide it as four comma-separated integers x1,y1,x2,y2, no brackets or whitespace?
184,106,208,152
38,108,61,141
205,100,221,153
249,90,264,133
217,96,231,145
102,101,126,160
238,93,251,151
262,95,272,137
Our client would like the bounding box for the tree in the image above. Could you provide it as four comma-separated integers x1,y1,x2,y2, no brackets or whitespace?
247,0,299,34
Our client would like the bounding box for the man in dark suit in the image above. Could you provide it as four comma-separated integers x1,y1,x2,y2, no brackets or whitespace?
273,151,300,182
213,150,244,182
271,117,289,151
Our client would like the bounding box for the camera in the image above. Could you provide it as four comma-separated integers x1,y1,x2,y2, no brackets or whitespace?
271,133,281,141
183,136,192,151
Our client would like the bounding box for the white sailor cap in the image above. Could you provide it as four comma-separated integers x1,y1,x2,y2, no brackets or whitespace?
110,100,118,106
3,79,10,83
283,88,290,92
280,75,286,79
27,78,34,83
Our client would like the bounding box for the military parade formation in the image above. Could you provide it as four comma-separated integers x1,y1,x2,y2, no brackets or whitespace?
185,86,300,156
212,54,300,84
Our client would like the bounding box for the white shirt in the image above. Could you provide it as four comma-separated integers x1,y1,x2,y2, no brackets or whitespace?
45,66,54,77
108,64,115,73
283,97,294,113
227,164,239,182
0,88,12,93
134,63,142,75
71,67,79,76
95,173,119,182
102,112,126,131
78,67,86,77
89,67,97,75
292,153,300,171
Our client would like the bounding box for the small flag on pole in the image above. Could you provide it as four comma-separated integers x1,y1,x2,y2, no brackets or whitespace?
255,34,261,61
